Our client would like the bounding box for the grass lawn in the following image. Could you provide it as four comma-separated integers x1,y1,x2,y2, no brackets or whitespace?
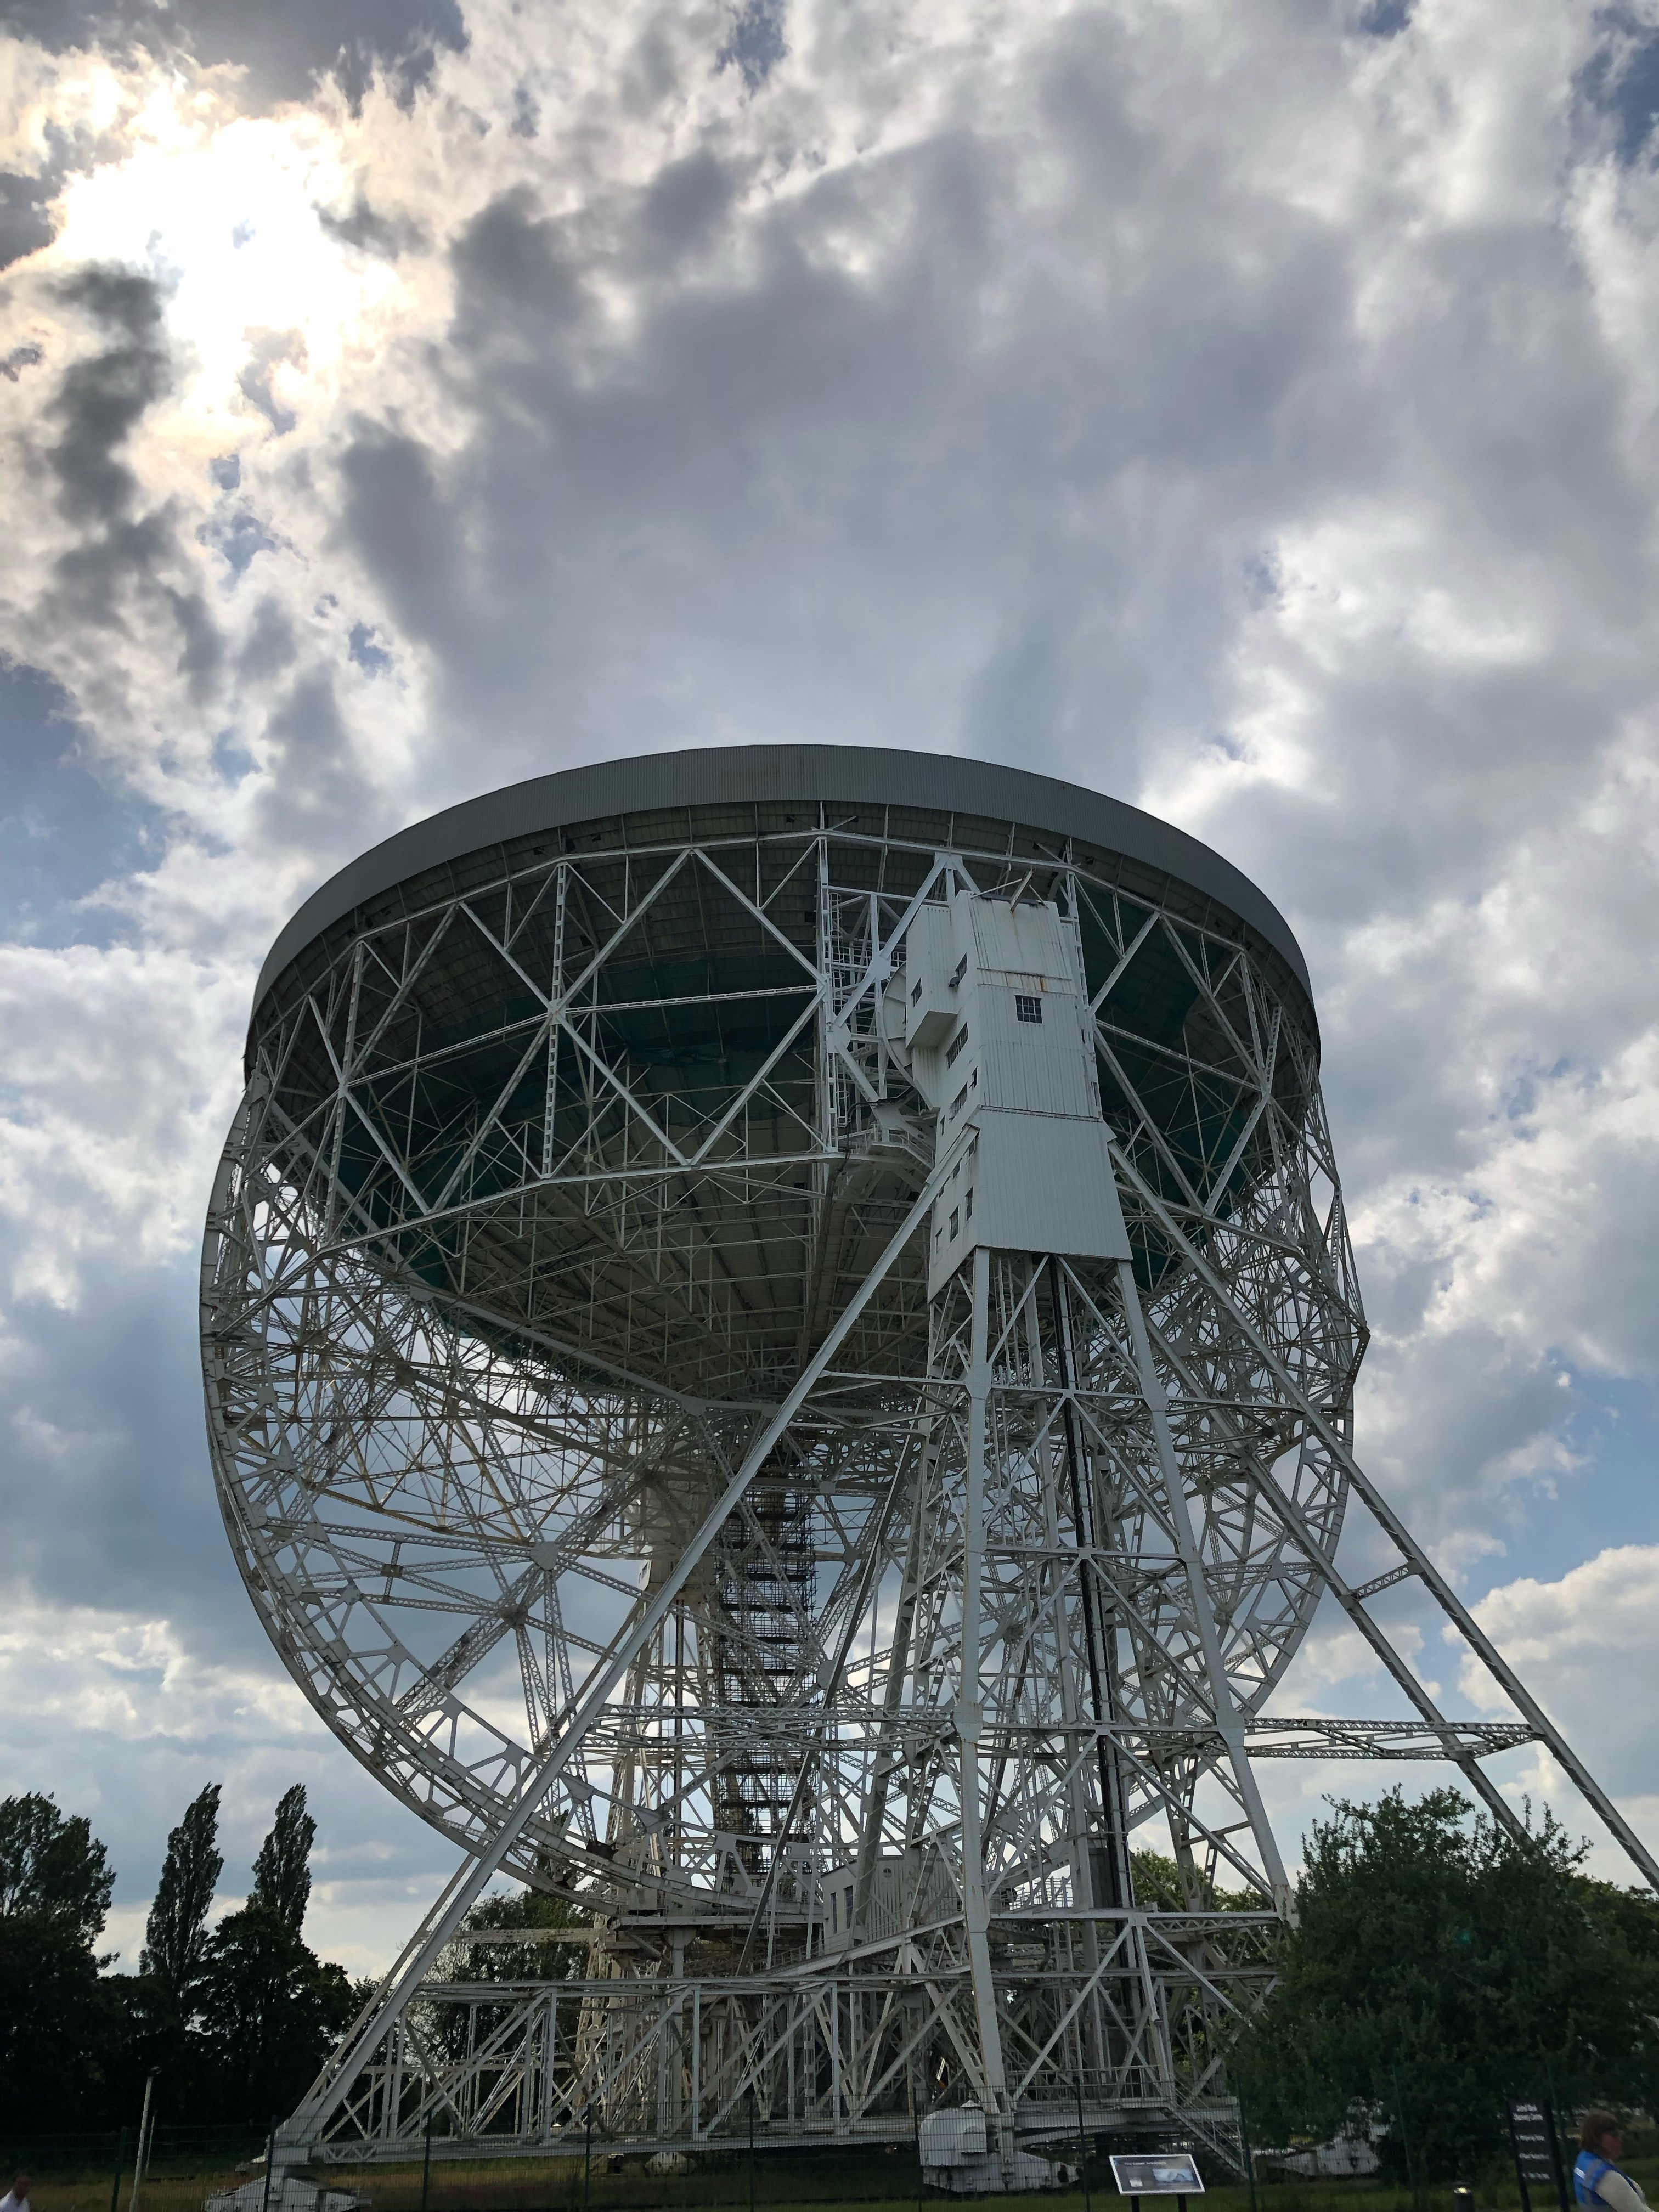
15,2132,1655,2212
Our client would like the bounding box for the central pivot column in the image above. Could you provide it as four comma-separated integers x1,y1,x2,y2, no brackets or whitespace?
899,879,1230,2125
958,1243,1008,2120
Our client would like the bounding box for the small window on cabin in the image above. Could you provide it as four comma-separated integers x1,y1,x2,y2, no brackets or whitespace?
1015,994,1042,1024
965,1187,974,1220
911,978,923,1005
846,1886,854,1923
950,955,968,988
946,1025,969,1066
949,1208,960,1239
950,1085,968,1119
831,1891,838,1931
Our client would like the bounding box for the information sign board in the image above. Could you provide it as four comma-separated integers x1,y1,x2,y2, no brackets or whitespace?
1508,2101,1567,2212
1109,2153,1205,2198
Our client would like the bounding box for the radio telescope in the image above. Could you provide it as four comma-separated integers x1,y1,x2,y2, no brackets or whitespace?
201,747,1654,2176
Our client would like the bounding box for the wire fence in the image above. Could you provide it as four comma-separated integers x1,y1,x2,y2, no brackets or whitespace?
1,2121,1649,2212
0,2128,1135,2212
0,2129,266,2212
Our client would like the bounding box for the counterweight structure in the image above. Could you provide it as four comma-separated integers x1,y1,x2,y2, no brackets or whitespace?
200,748,1656,2178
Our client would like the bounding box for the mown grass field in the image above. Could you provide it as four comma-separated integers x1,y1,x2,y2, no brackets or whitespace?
12,2131,1655,2212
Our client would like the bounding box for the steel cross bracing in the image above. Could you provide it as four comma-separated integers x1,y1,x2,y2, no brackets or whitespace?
200,810,1652,2178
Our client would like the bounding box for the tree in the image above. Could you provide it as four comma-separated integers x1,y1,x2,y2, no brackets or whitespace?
1129,1849,1262,1912
253,1785,317,1934
0,1795,119,2128
196,1902,354,2121
0,1793,114,1945
141,1782,223,2012
449,1871,592,1983
1229,1787,1659,2182
427,1867,594,2084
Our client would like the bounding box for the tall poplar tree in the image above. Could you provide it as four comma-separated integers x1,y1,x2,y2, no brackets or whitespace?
141,1782,223,2012
252,1785,316,1933
199,1787,349,2120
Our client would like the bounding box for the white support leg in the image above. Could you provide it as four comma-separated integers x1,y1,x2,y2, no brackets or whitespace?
1113,1142,1659,1897
1115,1259,1293,1913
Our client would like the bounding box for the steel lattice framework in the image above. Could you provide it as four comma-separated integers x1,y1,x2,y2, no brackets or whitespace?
200,749,1656,2183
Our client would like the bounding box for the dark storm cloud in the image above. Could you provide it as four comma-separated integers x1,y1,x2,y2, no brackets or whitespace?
18,270,235,701
448,185,585,326
337,84,1353,808
337,420,464,651
164,582,225,697
237,597,298,681
0,171,58,270
640,150,736,262
3,0,466,113
966,627,1062,760
0,1259,233,1624
46,266,169,525
254,670,380,845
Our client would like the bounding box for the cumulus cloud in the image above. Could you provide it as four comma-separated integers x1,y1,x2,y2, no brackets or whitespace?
1432,1543,1659,1882
0,1594,460,1976
0,939,247,1302
3,0,1659,1945
1460,1544,1659,1797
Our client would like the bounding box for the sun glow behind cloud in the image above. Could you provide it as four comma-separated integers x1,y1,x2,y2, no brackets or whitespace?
63,129,379,403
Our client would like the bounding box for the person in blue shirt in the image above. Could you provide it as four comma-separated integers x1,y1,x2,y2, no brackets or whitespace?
1575,2113,1647,2212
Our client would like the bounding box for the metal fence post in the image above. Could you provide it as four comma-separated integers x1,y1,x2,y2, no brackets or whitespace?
748,2085,757,2212
108,2126,128,2212
128,2072,156,2212
1392,2064,1422,2209
1545,2057,1570,2203
583,2101,593,2212
1238,2088,1265,2212
260,2118,276,2212
1074,2070,1092,2212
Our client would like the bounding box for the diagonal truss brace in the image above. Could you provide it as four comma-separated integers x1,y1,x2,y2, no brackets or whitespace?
1110,1141,1659,1894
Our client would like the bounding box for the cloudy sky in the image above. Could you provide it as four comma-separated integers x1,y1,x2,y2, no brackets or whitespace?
3,0,1659,1976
